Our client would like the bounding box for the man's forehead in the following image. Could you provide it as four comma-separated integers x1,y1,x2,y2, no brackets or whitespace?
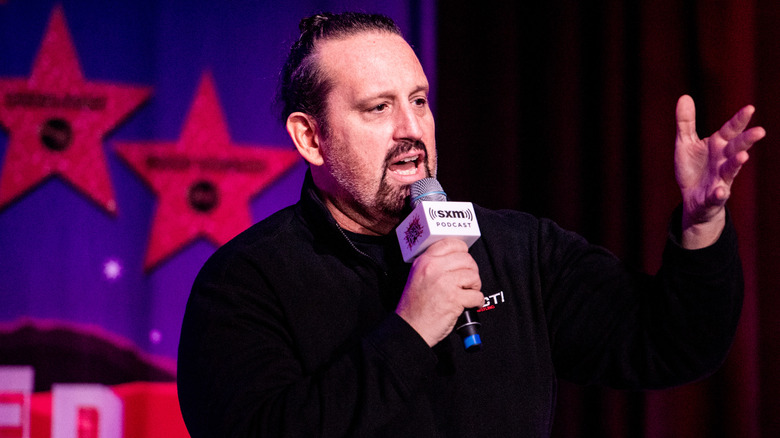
322,31,416,62
316,31,427,92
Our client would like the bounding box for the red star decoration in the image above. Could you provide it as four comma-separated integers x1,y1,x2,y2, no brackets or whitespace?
115,73,300,270
0,6,152,214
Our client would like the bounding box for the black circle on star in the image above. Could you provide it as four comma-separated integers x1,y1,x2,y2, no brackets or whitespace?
40,118,73,152
188,180,219,213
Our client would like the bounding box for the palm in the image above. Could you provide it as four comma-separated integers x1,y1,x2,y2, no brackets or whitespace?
674,95,764,225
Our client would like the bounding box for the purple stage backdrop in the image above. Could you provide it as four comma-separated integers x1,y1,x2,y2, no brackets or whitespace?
0,0,436,392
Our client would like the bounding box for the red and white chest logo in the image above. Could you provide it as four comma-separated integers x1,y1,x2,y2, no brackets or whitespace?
477,291,505,313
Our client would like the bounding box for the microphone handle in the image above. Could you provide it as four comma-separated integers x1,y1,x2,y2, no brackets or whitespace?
455,308,482,352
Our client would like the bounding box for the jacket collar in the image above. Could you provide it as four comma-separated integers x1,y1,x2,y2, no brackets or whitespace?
298,169,407,273
298,169,355,250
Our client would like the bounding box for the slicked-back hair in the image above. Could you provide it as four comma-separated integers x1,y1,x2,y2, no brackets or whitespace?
276,12,402,134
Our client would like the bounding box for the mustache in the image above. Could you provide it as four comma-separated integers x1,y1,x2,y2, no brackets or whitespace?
384,139,428,165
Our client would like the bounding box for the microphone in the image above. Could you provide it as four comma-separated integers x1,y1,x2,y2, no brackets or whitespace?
395,178,483,352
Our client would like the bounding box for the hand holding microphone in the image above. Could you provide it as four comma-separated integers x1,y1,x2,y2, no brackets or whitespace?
395,178,484,352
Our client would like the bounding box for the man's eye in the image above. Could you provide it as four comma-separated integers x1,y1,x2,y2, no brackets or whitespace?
413,98,427,106
371,103,388,112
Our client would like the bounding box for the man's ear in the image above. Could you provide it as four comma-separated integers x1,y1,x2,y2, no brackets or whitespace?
286,112,324,166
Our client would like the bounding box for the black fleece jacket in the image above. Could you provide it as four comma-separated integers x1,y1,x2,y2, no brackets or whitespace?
177,173,742,437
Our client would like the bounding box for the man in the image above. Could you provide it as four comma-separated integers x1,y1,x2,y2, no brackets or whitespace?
177,12,765,437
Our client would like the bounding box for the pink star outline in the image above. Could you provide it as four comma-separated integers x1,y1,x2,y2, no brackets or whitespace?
115,73,300,270
0,5,152,214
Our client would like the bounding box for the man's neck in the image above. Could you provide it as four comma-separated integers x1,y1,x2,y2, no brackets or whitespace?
318,190,399,236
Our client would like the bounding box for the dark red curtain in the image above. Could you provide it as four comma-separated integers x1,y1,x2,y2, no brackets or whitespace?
437,1,779,436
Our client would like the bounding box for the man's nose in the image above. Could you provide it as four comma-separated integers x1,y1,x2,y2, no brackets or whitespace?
393,103,424,141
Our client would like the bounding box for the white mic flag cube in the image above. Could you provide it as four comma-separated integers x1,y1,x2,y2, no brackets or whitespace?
396,201,481,263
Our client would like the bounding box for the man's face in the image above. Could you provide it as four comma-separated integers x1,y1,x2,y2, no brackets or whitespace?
313,31,437,235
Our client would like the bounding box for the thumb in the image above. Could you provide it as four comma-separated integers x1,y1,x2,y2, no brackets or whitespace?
676,94,698,142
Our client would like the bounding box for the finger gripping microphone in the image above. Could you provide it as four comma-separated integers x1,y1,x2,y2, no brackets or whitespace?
396,178,483,352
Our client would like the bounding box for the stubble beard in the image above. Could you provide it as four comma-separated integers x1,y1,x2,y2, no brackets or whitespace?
376,139,432,219
329,139,433,231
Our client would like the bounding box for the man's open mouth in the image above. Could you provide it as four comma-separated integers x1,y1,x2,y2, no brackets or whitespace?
388,153,423,175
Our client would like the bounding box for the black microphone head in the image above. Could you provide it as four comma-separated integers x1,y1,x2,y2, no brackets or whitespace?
410,178,447,208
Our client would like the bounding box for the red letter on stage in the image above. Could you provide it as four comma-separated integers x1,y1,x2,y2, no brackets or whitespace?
0,366,33,438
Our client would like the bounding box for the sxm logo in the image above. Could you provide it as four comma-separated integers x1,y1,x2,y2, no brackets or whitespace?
427,207,474,222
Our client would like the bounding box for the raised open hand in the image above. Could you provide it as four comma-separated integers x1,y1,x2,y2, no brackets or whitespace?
674,95,766,248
